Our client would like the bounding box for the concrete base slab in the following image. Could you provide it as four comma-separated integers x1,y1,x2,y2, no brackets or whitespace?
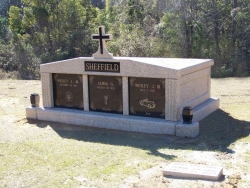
193,98,220,122
176,122,199,138
163,162,223,180
25,97,219,136
26,107,37,119
27,107,177,135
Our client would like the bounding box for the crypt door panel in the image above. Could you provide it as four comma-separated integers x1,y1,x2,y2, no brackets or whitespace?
88,75,123,114
129,77,165,119
53,73,83,110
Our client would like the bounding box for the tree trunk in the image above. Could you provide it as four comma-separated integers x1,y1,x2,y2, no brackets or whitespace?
211,0,221,57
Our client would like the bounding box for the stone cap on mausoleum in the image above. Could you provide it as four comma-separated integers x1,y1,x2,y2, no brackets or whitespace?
113,57,214,76
40,57,213,79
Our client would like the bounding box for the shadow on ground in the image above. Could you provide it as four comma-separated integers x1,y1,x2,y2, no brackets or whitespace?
28,109,250,159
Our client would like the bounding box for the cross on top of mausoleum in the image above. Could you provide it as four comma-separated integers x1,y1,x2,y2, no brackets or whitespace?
91,26,113,59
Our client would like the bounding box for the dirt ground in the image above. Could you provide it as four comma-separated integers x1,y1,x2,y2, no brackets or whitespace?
0,78,250,188
124,78,250,188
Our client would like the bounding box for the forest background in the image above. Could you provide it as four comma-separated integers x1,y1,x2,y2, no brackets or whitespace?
0,0,249,79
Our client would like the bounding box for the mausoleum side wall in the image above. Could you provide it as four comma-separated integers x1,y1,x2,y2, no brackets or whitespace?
179,68,211,109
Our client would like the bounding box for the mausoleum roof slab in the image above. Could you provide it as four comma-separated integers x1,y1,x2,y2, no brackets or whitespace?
40,57,213,79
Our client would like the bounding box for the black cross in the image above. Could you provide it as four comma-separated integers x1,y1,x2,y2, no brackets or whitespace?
91,26,112,54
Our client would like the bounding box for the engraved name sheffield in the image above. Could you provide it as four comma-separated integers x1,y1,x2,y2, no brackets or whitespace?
85,61,120,73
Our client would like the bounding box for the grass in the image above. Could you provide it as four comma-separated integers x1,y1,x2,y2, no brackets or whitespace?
0,126,172,187
0,78,250,187
0,69,20,80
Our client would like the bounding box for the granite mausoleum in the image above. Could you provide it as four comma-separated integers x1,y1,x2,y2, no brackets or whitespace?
26,26,220,138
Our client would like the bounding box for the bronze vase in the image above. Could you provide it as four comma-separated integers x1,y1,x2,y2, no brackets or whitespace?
182,106,193,124
30,93,40,107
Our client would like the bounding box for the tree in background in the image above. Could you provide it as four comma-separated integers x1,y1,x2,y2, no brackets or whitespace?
0,0,22,17
1,0,250,78
0,0,22,73
7,0,97,79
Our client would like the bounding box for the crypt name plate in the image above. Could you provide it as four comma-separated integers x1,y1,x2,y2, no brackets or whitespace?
163,162,223,180
53,74,83,110
85,61,120,73
88,75,123,114
129,77,165,119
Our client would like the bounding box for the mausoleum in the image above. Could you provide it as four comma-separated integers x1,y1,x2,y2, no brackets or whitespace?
26,26,219,138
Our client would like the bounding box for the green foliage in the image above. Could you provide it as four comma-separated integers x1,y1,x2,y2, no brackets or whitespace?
126,0,145,26
3,0,98,79
13,40,41,79
1,0,250,78
0,0,22,17
0,16,8,43
8,6,22,33
0,44,18,72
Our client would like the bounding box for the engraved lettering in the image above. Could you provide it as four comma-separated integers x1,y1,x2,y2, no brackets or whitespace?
89,63,94,70
114,64,119,71
60,84,69,87
85,63,90,70
98,82,108,86
102,108,111,111
97,86,106,89
106,64,110,70
101,64,104,70
85,62,120,73
135,84,149,88
150,89,155,92
57,79,68,83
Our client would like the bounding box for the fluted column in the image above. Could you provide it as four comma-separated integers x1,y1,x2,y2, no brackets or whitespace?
83,75,89,111
165,79,181,121
41,73,53,107
122,76,129,115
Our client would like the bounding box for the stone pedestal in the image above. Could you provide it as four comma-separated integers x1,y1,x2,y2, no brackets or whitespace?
176,122,199,138
26,107,37,119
